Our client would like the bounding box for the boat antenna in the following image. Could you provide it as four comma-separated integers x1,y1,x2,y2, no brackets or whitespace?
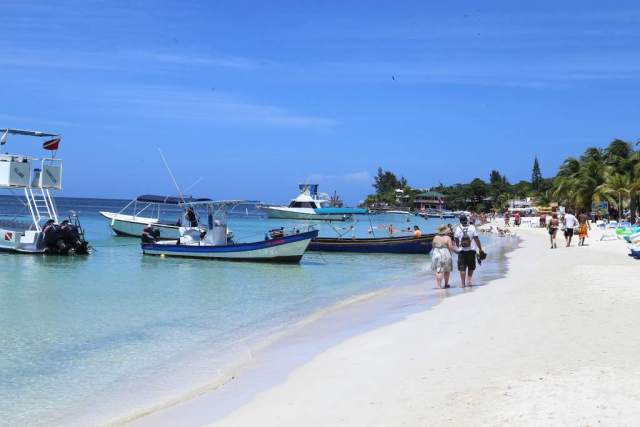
158,148,185,203
183,177,203,193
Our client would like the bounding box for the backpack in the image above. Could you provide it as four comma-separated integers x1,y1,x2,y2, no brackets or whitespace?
459,226,472,248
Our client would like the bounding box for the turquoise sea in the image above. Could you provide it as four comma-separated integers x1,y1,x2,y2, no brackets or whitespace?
0,196,515,426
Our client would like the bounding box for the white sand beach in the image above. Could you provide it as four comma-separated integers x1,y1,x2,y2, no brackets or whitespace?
201,226,640,426
128,226,640,427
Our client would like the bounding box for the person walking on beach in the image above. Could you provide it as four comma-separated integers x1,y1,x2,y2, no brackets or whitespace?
431,224,457,289
577,211,590,246
547,213,560,249
454,215,484,287
513,211,521,227
563,209,579,247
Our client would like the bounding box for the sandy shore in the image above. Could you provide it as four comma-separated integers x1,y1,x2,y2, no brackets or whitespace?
127,225,640,426
200,226,640,426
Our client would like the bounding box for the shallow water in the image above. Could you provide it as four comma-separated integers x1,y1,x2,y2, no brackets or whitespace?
0,196,514,426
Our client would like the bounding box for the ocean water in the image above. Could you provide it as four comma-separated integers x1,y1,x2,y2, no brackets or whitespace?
0,196,514,426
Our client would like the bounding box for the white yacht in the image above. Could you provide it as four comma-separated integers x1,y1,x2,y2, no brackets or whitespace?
262,184,367,221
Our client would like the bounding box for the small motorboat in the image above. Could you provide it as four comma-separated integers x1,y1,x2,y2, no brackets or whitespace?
0,128,90,255
308,234,434,254
142,200,319,263
100,194,213,239
262,184,367,221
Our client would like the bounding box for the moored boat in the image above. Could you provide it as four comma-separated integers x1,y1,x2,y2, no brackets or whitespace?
0,128,90,255
141,200,319,263
308,234,434,254
262,184,367,221
100,194,211,239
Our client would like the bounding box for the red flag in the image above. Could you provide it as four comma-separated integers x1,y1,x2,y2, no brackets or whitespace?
43,138,60,150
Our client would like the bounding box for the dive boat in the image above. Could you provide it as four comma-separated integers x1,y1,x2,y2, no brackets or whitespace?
262,184,367,221
100,194,211,239
142,200,319,263
0,128,90,254
308,234,434,254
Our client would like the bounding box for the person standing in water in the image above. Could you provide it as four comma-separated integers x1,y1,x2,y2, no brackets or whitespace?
547,212,560,249
454,215,484,287
431,224,457,289
577,211,590,246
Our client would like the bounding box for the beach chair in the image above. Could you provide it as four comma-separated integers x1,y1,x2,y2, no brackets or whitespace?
600,222,619,241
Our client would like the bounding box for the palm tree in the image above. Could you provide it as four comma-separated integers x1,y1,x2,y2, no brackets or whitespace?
595,173,631,218
552,155,606,212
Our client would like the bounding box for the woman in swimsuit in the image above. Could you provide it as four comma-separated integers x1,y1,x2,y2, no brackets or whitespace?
547,213,559,249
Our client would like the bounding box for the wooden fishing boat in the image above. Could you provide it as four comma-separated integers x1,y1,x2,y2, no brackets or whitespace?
308,234,434,254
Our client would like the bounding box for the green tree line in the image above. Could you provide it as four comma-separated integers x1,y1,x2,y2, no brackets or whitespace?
365,139,639,220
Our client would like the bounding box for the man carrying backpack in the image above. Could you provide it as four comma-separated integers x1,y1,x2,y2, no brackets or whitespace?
454,215,484,287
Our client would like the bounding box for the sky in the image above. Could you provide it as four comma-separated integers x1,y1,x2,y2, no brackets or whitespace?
1,0,640,204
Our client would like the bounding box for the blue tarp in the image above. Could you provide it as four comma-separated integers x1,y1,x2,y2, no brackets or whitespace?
314,207,368,215
136,195,212,205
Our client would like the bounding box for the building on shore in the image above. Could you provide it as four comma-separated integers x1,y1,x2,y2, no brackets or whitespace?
413,191,446,211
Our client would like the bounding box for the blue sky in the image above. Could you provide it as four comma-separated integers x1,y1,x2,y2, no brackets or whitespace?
2,0,639,204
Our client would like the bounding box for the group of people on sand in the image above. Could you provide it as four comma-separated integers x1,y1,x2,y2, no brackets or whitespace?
429,215,485,289
546,209,590,249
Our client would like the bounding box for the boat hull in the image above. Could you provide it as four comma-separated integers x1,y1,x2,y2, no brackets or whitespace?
0,228,46,254
142,230,318,263
100,211,184,239
308,234,434,254
263,207,348,221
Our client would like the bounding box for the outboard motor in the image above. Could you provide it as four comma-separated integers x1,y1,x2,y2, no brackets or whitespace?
42,220,63,252
141,225,160,244
203,216,227,246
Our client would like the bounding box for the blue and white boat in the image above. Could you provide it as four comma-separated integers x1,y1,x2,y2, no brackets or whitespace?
142,200,319,263
262,184,367,221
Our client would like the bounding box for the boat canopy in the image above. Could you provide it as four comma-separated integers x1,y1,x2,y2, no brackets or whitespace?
314,207,369,215
0,128,60,138
136,195,212,205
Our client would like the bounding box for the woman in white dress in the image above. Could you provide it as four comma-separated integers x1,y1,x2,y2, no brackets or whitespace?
430,224,457,289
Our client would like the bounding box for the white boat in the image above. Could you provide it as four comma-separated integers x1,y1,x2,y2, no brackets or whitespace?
262,184,367,221
142,200,319,263
100,195,211,239
0,128,90,254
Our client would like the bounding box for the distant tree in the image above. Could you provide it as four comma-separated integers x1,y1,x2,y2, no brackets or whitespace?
512,180,533,199
531,157,542,191
467,178,489,204
373,168,402,194
489,170,503,186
